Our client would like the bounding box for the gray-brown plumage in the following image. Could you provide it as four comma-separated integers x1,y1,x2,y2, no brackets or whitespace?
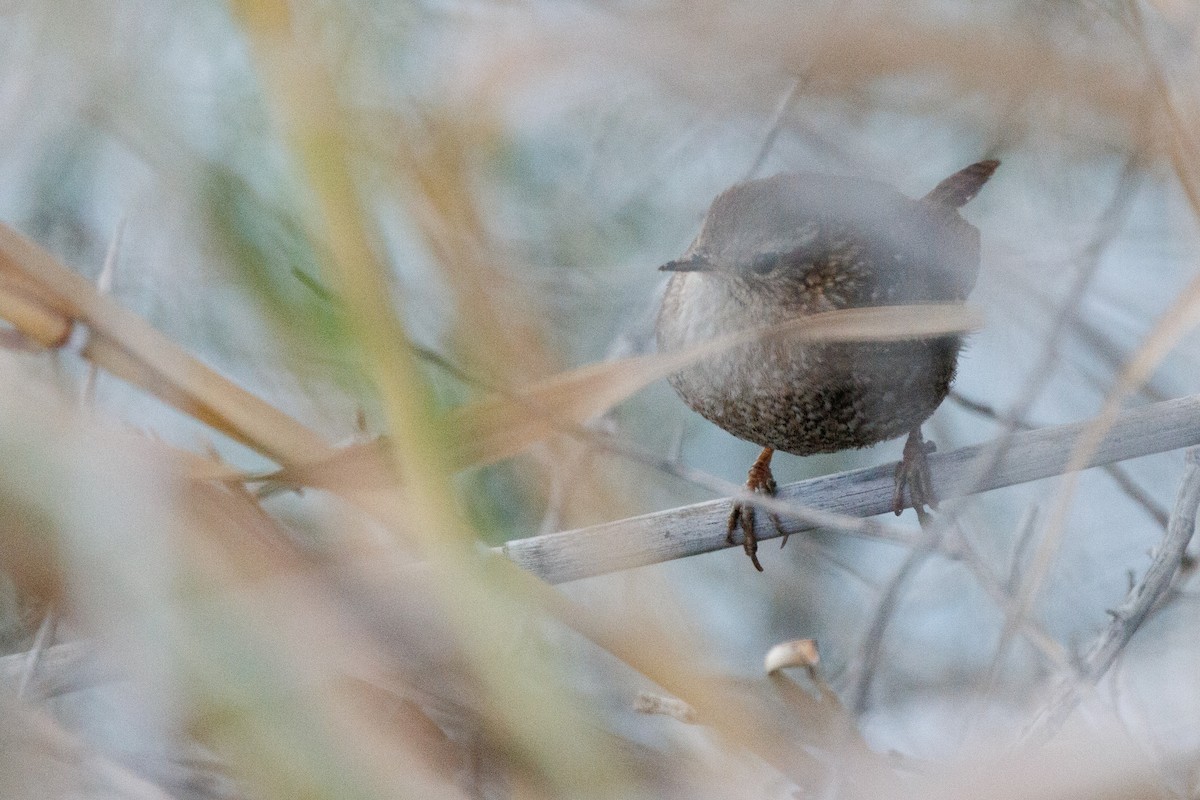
656,160,998,570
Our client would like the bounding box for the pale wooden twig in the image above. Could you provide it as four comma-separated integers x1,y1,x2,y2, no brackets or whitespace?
1020,446,1200,745
501,394,1200,584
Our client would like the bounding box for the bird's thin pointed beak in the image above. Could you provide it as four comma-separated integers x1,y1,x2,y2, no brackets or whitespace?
659,254,710,272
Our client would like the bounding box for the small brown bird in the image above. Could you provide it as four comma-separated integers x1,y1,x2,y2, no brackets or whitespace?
656,159,998,570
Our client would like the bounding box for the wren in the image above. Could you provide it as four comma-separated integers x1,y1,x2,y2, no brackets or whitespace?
655,159,998,570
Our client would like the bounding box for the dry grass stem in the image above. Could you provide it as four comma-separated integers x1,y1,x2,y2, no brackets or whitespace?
0,222,332,465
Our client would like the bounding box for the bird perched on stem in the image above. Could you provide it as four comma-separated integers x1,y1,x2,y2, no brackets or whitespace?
656,159,998,570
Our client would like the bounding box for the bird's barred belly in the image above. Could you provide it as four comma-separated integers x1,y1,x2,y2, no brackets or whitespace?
667,339,958,455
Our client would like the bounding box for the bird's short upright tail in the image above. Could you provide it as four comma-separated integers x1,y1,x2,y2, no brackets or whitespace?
922,159,1000,208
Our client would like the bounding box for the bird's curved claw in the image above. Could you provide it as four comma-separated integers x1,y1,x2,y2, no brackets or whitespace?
727,448,786,571
893,428,938,523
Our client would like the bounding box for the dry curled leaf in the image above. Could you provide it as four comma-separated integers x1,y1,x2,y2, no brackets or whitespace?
764,640,821,675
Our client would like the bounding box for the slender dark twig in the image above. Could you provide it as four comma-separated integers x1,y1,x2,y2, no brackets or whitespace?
847,534,938,714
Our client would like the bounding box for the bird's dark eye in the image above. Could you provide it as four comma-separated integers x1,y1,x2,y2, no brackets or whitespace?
750,253,780,275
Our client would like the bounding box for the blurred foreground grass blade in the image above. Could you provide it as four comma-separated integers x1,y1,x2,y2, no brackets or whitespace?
1009,8,1200,646
452,303,982,466
0,375,474,800
228,2,634,795
179,481,479,800
202,162,366,394
0,279,73,347
279,303,982,487
0,222,331,466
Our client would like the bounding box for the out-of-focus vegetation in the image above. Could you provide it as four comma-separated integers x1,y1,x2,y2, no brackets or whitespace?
0,2,1197,799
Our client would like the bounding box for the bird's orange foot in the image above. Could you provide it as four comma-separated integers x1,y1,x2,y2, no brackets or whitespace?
727,447,786,572
893,428,938,522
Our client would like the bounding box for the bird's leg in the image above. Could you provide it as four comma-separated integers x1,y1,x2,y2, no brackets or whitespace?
727,447,785,572
893,427,938,522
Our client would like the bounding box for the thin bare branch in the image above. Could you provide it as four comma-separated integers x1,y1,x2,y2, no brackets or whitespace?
944,512,1073,674
1020,446,1200,745
978,508,1046,701
743,77,803,180
81,216,125,407
16,611,55,699
847,535,937,714
0,641,117,700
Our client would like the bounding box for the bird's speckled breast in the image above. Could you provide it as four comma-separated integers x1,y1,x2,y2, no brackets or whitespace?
656,271,959,455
